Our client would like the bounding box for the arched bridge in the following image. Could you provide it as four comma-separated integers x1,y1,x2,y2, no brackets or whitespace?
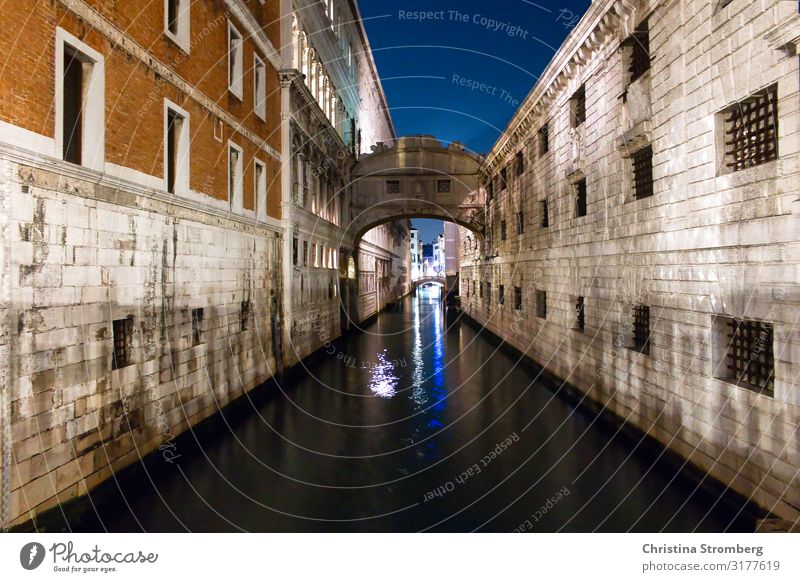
412,276,446,290
350,136,485,240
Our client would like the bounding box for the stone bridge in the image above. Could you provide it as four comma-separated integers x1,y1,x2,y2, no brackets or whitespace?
412,276,446,289
349,136,485,240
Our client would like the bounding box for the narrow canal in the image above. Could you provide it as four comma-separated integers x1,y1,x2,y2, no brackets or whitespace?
61,288,757,532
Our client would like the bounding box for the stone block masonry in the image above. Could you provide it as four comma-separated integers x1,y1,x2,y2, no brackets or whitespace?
1,157,282,527
463,0,800,521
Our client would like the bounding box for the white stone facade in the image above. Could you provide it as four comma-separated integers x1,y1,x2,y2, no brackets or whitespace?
462,0,800,520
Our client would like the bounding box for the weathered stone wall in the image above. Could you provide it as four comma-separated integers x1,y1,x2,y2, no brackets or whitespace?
463,0,800,520
3,156,282,527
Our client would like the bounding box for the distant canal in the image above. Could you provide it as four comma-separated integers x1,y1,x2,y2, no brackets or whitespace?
57,288,757,532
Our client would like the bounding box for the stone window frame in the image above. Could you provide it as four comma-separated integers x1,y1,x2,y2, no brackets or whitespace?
254,157,267,222
112,317,134,370
253,52,267,120
541,199,549,228
191,308,205,346
535,290,547,320
628,304,651,356
164,0,190,53
386,180,400,194
573,295,586,332
240,300,251,332
164,99,190,196
574,177,588,218
570,84,586,128
715,84,779,176
500,219,507,241
499,284,506,306
538,122,550,156
227,140,244,214
55,27,105,172
227,20,244,100
514,286,523,311
437,179,452,193
622,19,650,86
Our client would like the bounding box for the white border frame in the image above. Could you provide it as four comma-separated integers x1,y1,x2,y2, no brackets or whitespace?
55,27,105,172
253,52,266,120
228,140,244,214
163,98,191,196
227,21,244,100
164,0,191,53
254,157,267,222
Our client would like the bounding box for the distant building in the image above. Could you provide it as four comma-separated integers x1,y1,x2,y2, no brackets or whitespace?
433,234,446,275
410,228,421,280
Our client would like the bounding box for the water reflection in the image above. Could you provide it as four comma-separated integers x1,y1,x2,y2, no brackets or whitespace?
368,349,399,399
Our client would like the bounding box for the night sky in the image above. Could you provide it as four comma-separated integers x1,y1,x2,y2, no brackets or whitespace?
359,0,592,242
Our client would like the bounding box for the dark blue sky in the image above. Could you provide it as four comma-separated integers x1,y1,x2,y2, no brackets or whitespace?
360,0,592,156
359,0,591,242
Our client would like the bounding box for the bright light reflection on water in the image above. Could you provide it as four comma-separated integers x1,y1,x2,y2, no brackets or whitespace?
368,349,399,398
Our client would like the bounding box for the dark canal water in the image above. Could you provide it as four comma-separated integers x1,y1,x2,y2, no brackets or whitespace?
59,289,757,532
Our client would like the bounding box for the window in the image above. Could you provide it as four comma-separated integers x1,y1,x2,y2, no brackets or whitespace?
717,0,734,10
479,282,483,299
720,84,778,173
386,180,400,194
165,101,189,195
240,300,250,332
541,200,549,228
303,240,308,266
293,237,298,266
486,283,492,303
517,210,524,235
501,220,507,241
626,19,650,84
571,84,586,128
164,0,190,51
713,317,774,396
500,167,508,189
499,285,505,305
575,296,585,331
632,145,654,200
487,180,494,201
57,29,104,171
254,158,267,222
472,281,476,297
191,308,204,346
254,53,266,120
437,179,451,193
575,178,588,217
514,287,523,311
631,305,651,355
538,123,549,155
228,142,243,213
536,290,547,319
228,22,243,98
515,151,524,176
112,317,133,370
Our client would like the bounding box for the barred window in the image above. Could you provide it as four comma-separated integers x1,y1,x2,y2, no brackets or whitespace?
631,305,651,355
487,180,494,200
386,180,400,194
716,317,775,396
575,296,585,331
499,285,505,305
571,85,586,128
632,145,654,200
191,308,204,346
722,84,778,172
501,220,507,241
575,178,587,218
437,179,451,193
514,287,522,311
538,123,549,155
536,290,547,319
517,210,525,235
500,167,508,189
241,300,250,332
112,317,134,370
626,20,650,84
541,199,549,228
486,283,492,303
515,151,524,176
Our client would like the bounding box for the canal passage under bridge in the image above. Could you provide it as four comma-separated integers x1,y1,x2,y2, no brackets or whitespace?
58,290,757,532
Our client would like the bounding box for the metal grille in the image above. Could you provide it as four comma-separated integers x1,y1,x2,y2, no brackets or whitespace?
536,291,547,319
514,287,522,310
500,167,507,189
632,305,650,355
541,200,549,228
725,319,774,394
515,151,524,176
386,180,400,194
571,85,586,127
517,211,524,235
501,220,507,241
486,283,492,303
576,296,585,331
633,145,654,200
575,179,587,217
499,285,505,305
539,123,549,155
192,308,204,346
437,179,451,193
724,85,778,172
628,20,650,83
112,318,133,370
